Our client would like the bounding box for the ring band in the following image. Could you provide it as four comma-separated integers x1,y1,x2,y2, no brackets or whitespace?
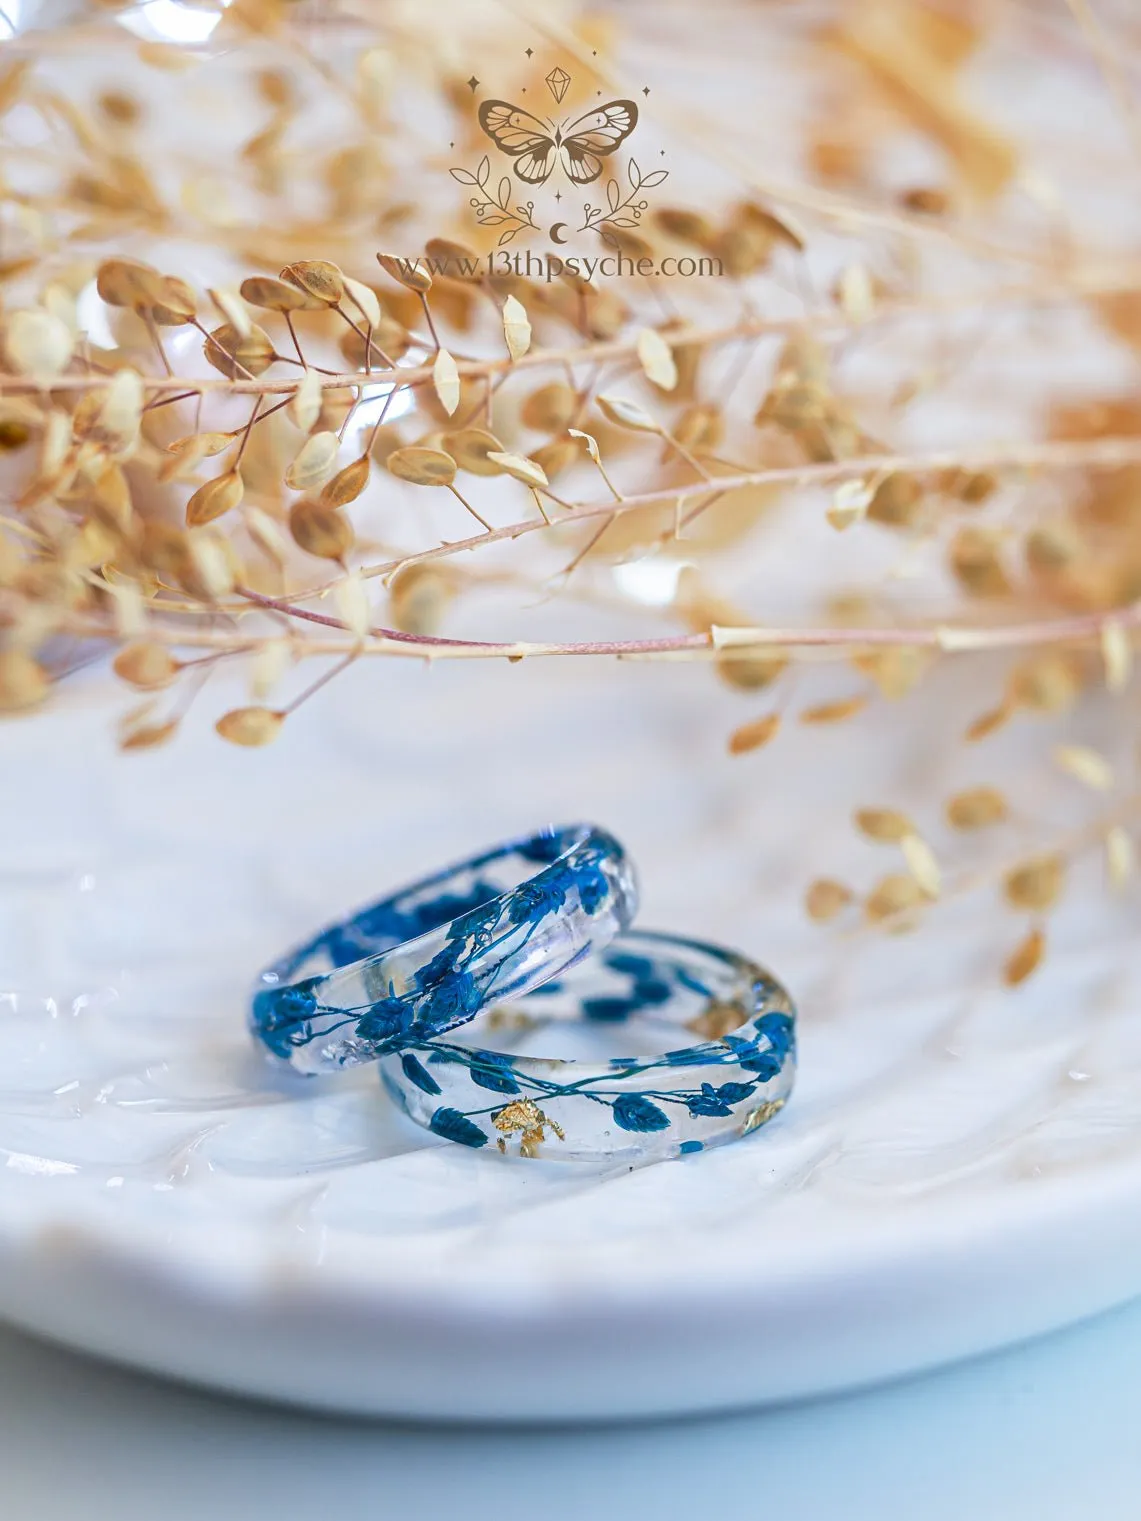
378,929,796,1161
251,824,638,1075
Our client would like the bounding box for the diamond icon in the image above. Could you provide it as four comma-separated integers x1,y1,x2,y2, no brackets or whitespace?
545,66,571,105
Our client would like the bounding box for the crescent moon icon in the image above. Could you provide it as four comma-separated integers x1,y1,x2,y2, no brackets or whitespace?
549,222,568,244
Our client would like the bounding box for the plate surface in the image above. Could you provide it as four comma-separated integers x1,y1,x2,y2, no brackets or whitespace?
1,654,1141,1420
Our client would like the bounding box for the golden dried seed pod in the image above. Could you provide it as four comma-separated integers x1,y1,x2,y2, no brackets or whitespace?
0,649,49,712
727,713,781,754
653,207,716,246
441,428,504,477
320,455,370,508
1004,854,1065,912
203,323,275,379
715,650,788,692
805,878,853,922
1025,522,1083,575
120,720,178,752
113,642,178,690
530,436,580,480
899,186,949,215
673,403,723,452
598,222,654,261
289,499,354,560
149,275,196,325
216,707,284,747
285,431,339,491
520,382,577,432
424,237,480,273
854,807,914,842
949,525,1011,597
95,257,163,308
1004,928,1045,987
965,704,1011,742
1008,654,1080,713
377,252,432,293
945,786,1008,829
386,446,457,487
186,470,243,528
735,200,805,250
389,563,453,635
868,472,922,527
279,260,344,306
485,451,548,489
596,394,659,433
800,696,867,724
240,275,322,312
865,873,926,929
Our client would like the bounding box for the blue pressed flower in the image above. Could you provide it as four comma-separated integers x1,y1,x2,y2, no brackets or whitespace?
517,832,564,864
686,1089,732,1118
446,899,503,944
754,1011,795,1057
663,1045,703,1066
605,952,656,982
739,1050,783,1080
468,1053,521,1094
320,925,374,969
612,1093,671,1132
415,943,466,990
583,996,638,1022
632,977,672,1007
420,969,481,1027
574,864,608,915
506,872,570,927
714,1081,755,1104
428,1107,488,1147
252,980,319,1059
679,1140,704,1155
401,1051,443,1095
355,997,412,1044
675,966,714,999
352,902,415,946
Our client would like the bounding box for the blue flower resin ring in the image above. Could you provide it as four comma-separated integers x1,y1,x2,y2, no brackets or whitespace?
251,825,638,1076
378,929,796,1162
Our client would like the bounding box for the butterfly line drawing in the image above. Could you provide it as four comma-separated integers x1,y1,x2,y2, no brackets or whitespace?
477,98,639,185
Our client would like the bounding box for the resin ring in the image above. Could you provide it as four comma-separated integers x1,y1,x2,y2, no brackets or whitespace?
379,929,796,1162
251,825,638,1075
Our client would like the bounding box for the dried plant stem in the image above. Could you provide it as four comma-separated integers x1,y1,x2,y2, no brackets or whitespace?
8,267,1141,401
314,433,1141,590
44,582,1129,667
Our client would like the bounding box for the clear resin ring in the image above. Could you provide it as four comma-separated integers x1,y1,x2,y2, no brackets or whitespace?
251,825,638,1076
378,929,796,1163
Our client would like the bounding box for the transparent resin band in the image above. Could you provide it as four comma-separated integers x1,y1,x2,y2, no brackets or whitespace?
251,825,638,1075
378,929,796,1162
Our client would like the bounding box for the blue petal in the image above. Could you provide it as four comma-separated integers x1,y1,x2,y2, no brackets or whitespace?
715,1081,755,1104
612,1093,671,1133
468,1055,521,1094
401,1052,442,1095
428,1107,488,1148
583,996,638,1022
739,1051,782,1080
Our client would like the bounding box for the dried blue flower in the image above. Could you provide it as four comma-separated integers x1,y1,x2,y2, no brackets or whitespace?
401,1052,442,1095
612,1093,671,1132
429,1107,488,1148
355,997,413,1045
468,1053,521,1094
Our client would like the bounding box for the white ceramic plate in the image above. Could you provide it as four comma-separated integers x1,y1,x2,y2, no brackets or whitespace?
1,651,1140,1421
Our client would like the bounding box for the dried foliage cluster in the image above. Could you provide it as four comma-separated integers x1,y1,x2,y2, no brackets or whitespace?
3,0,1141,979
